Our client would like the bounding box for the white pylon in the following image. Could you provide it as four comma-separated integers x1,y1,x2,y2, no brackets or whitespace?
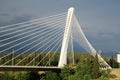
58,7,74,67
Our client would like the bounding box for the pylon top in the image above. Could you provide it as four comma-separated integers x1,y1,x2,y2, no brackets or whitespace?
68,7,74,12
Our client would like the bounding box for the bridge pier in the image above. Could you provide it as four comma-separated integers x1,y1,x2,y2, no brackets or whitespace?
58,7,74,67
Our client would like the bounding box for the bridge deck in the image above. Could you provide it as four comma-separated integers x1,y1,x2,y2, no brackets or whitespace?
0,66,61,72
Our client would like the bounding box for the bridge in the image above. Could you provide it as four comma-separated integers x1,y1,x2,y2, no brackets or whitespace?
0,66,61,72
0,7,111,71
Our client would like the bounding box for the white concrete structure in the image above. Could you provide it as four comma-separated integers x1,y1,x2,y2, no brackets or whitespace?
117,53,120,63
0,7,112,69
58,7,74,67
58,7,111,69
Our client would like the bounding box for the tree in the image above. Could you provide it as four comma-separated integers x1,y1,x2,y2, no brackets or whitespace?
41,71,60,80
92,53,100,79
74,62,93,80
14,72,29,80
60,65,75,80
0,72,13,80
109,55,119,68
100,69,111,78
29,71,40,80
96,76,109,80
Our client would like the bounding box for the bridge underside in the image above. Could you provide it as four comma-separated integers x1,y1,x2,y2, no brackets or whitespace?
0,66,61,72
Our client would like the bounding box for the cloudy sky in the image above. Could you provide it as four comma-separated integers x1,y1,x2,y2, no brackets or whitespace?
0,0,120,53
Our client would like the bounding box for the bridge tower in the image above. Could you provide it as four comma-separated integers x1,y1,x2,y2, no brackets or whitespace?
58,7,74,67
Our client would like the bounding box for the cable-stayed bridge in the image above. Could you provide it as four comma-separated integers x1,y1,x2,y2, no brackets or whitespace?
0,7,111,71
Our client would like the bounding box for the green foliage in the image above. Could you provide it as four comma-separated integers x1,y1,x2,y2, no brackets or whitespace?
100,69,111,78
0,52,112,80
67,75,77,80
0,72,13,80
92,54,100,79
96,76,109,80
29,71,40,80
41,71,60,80
60,65,75,80
0,72,29,80
14,72,29,80
108,55,119,68
74,60,93,80
60,55,94,80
